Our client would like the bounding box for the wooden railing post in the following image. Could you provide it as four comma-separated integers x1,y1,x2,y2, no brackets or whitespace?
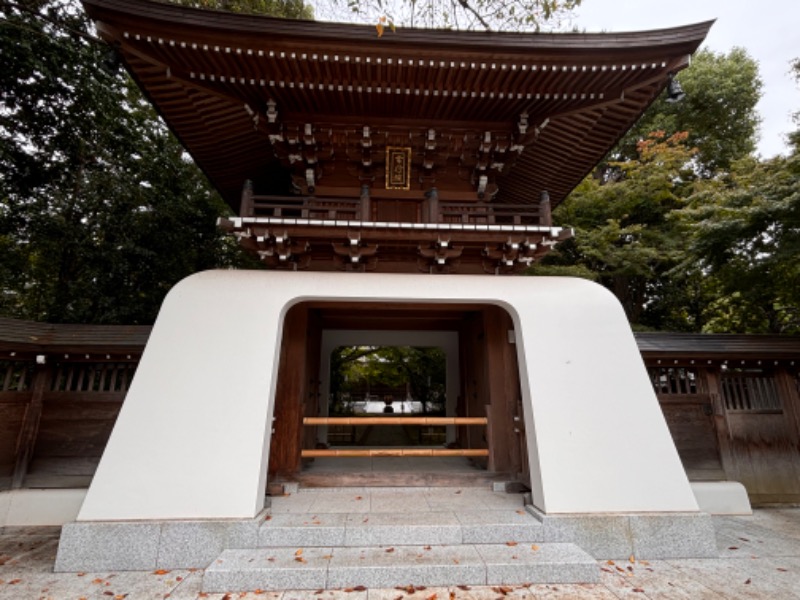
240,179,254,217
426,187,439,223
11,358,52,489
360,184,371,221
539,190,552,227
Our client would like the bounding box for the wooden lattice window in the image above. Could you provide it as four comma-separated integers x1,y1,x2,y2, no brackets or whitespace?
721,369,782,413
50,362,137,393
648,366,698,395
0,360,34,392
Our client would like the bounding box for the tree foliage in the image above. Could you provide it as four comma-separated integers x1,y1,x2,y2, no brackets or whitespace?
170,0,313,19
330,346,446,414
322,0,581,31
0,0,254,324
614,48,762,177
530,54,800,335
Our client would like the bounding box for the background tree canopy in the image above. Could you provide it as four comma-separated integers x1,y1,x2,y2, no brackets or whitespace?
531,51,800,335
1,1,798,335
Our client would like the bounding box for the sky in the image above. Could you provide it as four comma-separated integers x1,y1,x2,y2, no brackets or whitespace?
573,0,800,158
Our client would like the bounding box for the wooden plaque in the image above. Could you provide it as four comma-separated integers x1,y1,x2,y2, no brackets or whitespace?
386,146,412,190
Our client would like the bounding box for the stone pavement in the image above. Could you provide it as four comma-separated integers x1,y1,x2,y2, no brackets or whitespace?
2,502,800,599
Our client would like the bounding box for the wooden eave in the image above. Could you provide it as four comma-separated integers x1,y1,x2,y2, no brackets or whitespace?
635,332,800,363
82,0,712,214
0,317,150,356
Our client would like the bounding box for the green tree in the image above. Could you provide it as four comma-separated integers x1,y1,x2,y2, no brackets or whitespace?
674,148,800,334
170,0,313,19
614,48,762,177
323,0,581,31
530,132,705,330
330,346,446,414
0,0,253,323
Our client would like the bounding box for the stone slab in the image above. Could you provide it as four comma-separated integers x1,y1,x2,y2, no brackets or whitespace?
629,513,718,559
326,545,486,589
259,513,347,547
476,543,599,584
457,510,544,544
157,519,260,569
344,511,462,546
54,521,161,572
202,547,332,592
531,509,634,559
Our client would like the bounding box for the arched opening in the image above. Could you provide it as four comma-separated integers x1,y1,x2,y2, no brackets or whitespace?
267,301,529,489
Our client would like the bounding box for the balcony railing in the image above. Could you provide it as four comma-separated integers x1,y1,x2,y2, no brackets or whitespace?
240,190,551,228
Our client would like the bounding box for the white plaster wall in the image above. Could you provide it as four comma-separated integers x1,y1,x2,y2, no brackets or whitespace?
0,489,86,526
78,271,698,521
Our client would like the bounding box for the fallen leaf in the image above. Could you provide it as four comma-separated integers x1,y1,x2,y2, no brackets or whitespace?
426,595,438,600
8,579,21,585
457,586,471,591
601,567,614,573
516,510,525,515
353,585,367,591
295,556,307,563
531,544,540,551
633,588,645,593
639,560,650,566
606,560,615,565
424,545,432,550
744,578,752,585
385,547,395,553
103,592,114,597
739,537,750,542
728,546,739,550
77,572,87,577
629,554,636,563
355,496,363,500
450,592,456,600
153,569,171,575
264,515,272,521
453,558,460,564
92,578,105,584
295,549,304,556
505,541,518,547
777,567,788,572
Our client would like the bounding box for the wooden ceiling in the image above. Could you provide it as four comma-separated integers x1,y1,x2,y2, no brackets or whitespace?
82,0,712,213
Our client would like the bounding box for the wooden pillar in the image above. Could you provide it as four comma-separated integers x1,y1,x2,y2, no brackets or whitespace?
701,366,738,482
483,306,522,475
11,360,52,489
539,191,552,227
426,187,439,223
459,313,486,454
240,179,254,217
360,184,371,222
268,304,309,476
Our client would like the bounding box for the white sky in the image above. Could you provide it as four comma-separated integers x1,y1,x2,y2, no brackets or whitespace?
573,0,800,158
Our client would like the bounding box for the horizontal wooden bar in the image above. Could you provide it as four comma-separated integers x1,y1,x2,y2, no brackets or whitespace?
303,417,487,426
301,448,490,458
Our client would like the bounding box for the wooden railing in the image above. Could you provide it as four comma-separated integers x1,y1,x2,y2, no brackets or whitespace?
241,190,548,227
301,416,489,458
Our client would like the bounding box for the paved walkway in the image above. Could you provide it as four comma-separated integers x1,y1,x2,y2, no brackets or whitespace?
2,498,800,599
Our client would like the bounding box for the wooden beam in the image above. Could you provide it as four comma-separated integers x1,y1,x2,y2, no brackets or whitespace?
303,417,487,426
11,363,52,489
301,448,489,458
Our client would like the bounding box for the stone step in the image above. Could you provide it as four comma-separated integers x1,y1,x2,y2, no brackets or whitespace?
258,510,543,548
202,543,599,592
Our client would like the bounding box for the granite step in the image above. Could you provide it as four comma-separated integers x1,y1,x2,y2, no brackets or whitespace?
202,543,599,592
257,510,544,547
